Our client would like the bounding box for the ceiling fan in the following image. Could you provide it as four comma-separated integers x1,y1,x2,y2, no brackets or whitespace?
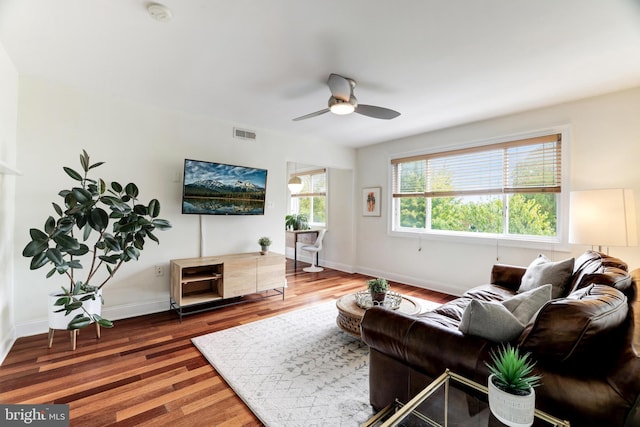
292,73,401,121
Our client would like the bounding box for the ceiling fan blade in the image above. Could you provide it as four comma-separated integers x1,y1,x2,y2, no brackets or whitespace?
355,104,401,120
327,73,352,101
292,108,330,121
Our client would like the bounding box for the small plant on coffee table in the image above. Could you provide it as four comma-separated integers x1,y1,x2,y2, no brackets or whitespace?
367,277,389,304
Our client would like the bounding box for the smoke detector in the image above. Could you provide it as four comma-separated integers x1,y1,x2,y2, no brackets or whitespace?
147,3,172,23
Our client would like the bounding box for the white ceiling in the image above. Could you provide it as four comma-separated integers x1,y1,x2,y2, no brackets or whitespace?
1,0,640,148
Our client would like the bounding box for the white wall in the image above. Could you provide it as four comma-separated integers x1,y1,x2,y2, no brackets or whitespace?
9,76,640,338
355,87,640,296
0,42,18,361
326,167,355,271
13,76,356,336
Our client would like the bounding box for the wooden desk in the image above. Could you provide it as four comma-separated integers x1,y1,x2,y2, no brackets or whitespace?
285,230,319,270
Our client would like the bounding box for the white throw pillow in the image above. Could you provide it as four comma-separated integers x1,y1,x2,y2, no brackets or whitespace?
519,254,574,298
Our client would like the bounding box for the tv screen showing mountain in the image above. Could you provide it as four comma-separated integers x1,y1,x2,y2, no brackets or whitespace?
182,159,268,215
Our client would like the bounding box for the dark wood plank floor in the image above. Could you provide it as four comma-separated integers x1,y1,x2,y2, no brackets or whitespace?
0,260,455,426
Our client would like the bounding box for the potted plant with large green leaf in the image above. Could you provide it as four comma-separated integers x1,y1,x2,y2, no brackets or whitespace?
485,344,542,427
22,150,172,346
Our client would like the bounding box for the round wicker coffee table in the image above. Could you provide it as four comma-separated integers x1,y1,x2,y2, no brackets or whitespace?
336,292,423,337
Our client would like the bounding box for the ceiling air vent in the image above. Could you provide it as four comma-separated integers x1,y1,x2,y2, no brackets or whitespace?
233,128,257,141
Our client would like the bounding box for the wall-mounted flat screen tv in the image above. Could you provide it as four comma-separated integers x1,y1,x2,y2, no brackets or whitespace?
182,159,268,215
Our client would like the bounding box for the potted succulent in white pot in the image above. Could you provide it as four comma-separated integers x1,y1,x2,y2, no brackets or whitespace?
485,344,542,427
367,277,389,304
22,150,172,347
258,236,271,255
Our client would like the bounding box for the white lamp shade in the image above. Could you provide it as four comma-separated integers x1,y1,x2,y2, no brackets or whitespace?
288,176,303,193
569,188,638,247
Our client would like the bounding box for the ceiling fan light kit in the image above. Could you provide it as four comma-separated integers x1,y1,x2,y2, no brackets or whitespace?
329,97,356,115
293,73,400,121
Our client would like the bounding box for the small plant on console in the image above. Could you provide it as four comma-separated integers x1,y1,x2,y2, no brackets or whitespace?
258,236,271,254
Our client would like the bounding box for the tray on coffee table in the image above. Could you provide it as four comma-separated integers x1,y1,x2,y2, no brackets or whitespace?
336,291,422,337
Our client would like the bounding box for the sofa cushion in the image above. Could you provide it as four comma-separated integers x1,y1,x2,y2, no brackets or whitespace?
463,283,518,302
459,285,552,342
577,268,633,294
568,250,629,294
430,296,471,322
518,284,628,362
519,254,574,298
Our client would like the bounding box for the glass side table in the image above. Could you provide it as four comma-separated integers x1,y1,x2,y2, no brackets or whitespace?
363,369,570,427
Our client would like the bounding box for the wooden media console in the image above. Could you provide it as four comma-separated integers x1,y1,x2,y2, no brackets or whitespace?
170,252,286,321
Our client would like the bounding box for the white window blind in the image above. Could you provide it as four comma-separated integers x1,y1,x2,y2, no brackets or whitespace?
392,134,561,199
291,168,327,198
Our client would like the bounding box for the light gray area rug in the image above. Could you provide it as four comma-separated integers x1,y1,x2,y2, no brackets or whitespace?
192,301,374,426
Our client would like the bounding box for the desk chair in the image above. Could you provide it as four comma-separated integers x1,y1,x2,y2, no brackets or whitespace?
300,229,326,272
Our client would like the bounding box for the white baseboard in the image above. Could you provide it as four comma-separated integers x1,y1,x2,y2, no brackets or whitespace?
285,249,356,274
14,299,170,338
103,299,169,323
354,265,466,297
317,259,355,274
0,327,16,365
285,254,462,296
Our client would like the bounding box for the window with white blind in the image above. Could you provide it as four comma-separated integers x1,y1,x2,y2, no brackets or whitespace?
290,169,327,226
391,133,562,239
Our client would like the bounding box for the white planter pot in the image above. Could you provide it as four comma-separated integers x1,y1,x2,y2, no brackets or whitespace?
488,374,536,427
48,290,102,330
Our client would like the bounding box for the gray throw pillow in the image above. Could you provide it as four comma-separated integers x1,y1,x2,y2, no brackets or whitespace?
458,299,524,342
519,254,574,298
502,284,552,324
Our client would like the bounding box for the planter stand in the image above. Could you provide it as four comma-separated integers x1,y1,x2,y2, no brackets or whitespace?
48,291,103,350
48,324,101,351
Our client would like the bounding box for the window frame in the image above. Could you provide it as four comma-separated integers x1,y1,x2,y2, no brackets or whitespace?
289,168,327,227
388,129,571,249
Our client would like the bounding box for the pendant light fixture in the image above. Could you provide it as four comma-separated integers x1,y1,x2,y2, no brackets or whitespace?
288,163,303,193
288,175,303,193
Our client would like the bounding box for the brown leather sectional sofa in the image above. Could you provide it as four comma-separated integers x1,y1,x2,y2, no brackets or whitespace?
361,251,640,427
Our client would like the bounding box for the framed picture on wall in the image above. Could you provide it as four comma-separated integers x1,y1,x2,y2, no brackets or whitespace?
362,187,381,217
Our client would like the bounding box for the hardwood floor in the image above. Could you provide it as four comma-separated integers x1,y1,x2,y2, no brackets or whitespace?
0,260,455,426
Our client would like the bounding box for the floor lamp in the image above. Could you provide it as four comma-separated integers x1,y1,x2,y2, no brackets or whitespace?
568,188,638,253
